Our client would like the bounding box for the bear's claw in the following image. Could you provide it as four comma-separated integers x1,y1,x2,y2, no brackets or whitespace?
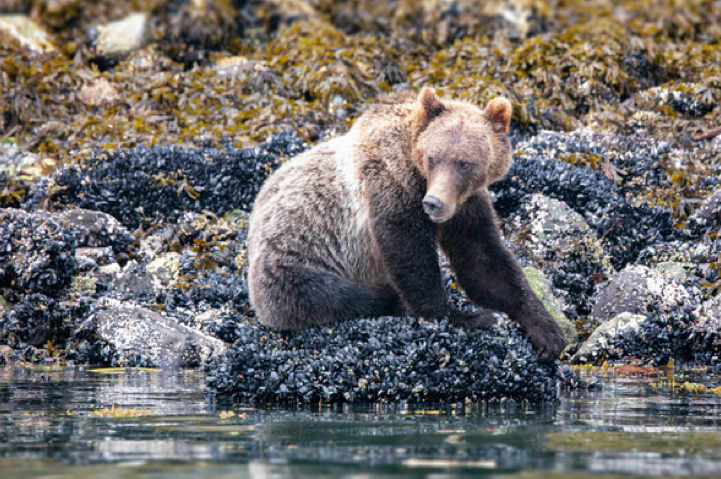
525,322,567,362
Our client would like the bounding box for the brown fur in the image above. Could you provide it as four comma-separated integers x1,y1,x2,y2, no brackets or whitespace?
247,88,566,361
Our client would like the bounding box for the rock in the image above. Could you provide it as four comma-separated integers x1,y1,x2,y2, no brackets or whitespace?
571,312,648,364
145,253,181,286
656,261,691,283
692,189,721,222
591,265,690,323
0,209,76,297
209,314,572,404
506,193,613,317
0,15,55,53
638,240,721,266
114,260,157,297
56,208,134,255
74,247,115,271
94,298,227,368
77,79,120,107
692,296,721,353
523,267,579,349
71,276,97,293
521,194,610,270
95,13,150,57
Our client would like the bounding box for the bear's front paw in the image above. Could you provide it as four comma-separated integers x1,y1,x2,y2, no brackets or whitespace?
524,319,567,363
448,309,498,330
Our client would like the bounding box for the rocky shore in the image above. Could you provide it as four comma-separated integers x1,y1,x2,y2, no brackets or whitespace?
2,0,721,404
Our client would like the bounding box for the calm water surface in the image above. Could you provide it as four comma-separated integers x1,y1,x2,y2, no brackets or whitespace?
1,366,721,478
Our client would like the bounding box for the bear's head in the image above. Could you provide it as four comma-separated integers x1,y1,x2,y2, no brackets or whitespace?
413,87,512,223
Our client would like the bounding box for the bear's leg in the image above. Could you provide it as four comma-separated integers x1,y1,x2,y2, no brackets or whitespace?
252,263,405,331
366,173,465,321
439,192,567,361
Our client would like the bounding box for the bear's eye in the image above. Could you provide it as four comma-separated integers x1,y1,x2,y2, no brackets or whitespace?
427,157,435,167
459,161,469,169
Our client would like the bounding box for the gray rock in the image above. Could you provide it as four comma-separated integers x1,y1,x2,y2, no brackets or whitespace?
518,194,611,274
96,13,150,57
115,260,157,297
506,193,613,314
571,312,648,364
523,267,579,349
56,208,133,250
75,246,115,272
94,298,226,368
0,15,55,53
591,265,689,323
692,296,721,353
692,189,721,221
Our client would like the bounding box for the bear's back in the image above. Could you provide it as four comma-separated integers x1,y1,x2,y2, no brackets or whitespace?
247,131,386,289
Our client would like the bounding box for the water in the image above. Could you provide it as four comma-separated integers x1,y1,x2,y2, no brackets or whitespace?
1,366,721,478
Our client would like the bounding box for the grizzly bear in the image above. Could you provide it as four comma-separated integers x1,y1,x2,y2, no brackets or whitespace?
247,88,566,361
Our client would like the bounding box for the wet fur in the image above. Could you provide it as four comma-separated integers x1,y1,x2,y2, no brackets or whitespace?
248,89,566,361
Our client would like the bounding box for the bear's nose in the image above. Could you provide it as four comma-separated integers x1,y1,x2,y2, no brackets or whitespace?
422,195,444,215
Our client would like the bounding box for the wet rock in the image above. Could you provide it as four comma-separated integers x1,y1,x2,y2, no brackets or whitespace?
93,298,227,368
0,15,55,52
114,261,157,298
212,56,269,77
55,208,134,256
523,267,579,349
0,293,91,348
208,315,573,405
0,209,76,297
692,297,721,353
145,253,181,287
77,79,120,107
493,131,682,272
74,247,115,272
638,240,721,266
95,12,150,57
506,193,612,317
591,265,689,323
571,312,647,365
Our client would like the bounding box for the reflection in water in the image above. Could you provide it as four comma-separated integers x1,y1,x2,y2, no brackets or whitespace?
0,366,720,478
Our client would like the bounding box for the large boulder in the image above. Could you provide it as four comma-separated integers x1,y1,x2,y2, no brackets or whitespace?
506,193,613,317
93,298,227,369
571,312,648,364
591,265,689,323
206,315,573,404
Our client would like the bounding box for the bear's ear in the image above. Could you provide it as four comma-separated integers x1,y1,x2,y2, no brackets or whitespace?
484,97,513,133
418,87,446,130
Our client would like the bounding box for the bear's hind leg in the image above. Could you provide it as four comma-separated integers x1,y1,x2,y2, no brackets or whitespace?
252,264,404,331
